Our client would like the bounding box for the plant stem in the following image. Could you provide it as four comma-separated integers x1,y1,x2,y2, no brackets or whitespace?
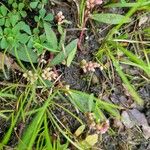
78,11,89,50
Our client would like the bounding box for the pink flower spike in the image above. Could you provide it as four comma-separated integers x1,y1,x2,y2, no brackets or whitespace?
95,0,103,5
100,120,109,134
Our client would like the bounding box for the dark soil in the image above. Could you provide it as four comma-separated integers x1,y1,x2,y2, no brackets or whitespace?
54,1,150,149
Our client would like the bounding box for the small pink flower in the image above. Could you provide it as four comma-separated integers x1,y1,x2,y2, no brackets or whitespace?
95,0,103,5
86,0,103,10
96,120,109,134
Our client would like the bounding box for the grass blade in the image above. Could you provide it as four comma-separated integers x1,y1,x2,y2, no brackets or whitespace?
108,49,144,105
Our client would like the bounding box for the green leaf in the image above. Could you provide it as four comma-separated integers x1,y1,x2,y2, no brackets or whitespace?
0,5,7,16
30,2,39,9
0,27,3,35
50,39,78,66
44,22,58,49
88,94,94,112
83,134,98,147
44,13,54,21
34,16,39,22
33,42,59,54
108,49,143,105
0,18,5,26
10,14,19,26
18,3,25,10
12,2,18,8
7,36,14,45
74,125,85,137
91,13,131,24
68,90,94,112
4,28,12,35
33,28,40,34
58,28,66,50
66,40,77,67
5,19,11,27
18,33,29,44
8,47,38,63
27,37,33,48
18,94,53,149
1,37,8,49
22,23,31,35
8,0,14,4
67,89,120,117
39,8,46,18
0,92,17,99
13,21,24,33
20,11,27,18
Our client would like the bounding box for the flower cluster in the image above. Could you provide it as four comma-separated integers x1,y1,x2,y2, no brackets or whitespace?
86,112,109,134
55,11,65,24
86,0,103,10
41,67,58,81
38,52,47,64
23,71,38,84
80,59,101,73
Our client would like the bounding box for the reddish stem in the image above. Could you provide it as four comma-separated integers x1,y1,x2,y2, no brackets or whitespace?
78,10,89,50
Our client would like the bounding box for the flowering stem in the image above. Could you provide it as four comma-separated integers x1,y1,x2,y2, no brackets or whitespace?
78,11,89,50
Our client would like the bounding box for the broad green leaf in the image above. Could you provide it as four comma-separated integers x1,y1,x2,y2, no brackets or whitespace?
67,90,120,117
20,11,27,18
0,5,7,16
12,2,18,9
8,0,14,4
13,21,24,32
10,14,19,26
39,33,46,43
51,39,78,66
66,40,77,67
5,19,11,27
68,90,95,112
18,3,25,10
44,22,58,49
74,125,85,137
7,36,14,45
30,2,38,9
0,18,5,26
18,33,29,44
34,16,39,22
33,42,59,53
21,23,31,35
91,13,131,24
8,47,38,63
4,28,12,35
39,8,46,18
44,13,54,22
1,37,8,49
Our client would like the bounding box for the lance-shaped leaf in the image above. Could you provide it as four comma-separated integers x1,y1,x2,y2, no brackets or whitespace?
91,13,131,24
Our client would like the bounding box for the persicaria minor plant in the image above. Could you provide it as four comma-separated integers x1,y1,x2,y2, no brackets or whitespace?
78,0,131,50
